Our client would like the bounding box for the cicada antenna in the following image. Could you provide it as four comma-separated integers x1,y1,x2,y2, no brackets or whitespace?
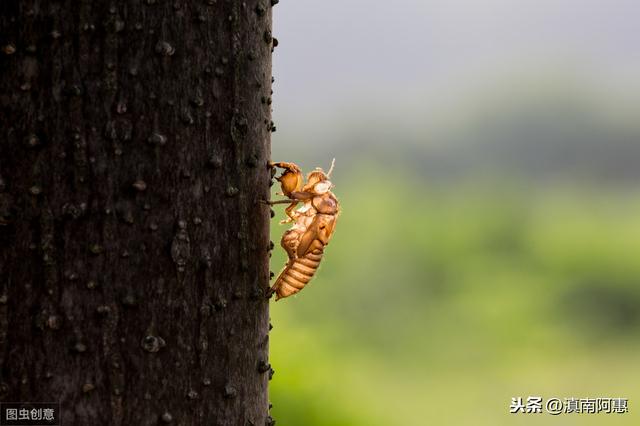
326,158,336,177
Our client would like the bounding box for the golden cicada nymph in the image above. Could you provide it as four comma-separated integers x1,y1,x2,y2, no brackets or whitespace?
266,160,340,300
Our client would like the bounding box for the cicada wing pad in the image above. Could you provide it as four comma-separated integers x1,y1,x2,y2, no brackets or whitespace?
296,214,336,258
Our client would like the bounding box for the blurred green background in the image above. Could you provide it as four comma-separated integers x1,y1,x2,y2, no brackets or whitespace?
269,1,640,424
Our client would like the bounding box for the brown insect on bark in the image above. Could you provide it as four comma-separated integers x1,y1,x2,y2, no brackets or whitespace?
265,160,340,300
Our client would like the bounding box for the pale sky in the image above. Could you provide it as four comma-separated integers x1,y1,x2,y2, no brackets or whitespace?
273,0,640,129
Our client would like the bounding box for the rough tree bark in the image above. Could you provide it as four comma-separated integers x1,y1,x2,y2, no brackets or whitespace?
0,0,275,424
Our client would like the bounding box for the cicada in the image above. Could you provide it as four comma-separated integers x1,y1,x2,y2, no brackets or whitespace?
267,160,340,300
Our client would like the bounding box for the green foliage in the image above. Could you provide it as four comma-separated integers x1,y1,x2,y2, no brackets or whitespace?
268,167,640,425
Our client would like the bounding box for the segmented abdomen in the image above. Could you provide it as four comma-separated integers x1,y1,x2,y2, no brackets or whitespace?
273,247,324,300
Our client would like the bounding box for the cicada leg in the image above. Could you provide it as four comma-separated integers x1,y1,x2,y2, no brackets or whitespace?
271,161,304,198
282,201,299,223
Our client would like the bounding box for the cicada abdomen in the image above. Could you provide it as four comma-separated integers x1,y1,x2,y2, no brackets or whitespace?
273,243,325,300
272,212,337,300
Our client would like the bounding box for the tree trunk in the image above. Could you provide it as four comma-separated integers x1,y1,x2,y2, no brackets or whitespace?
0,1,274,425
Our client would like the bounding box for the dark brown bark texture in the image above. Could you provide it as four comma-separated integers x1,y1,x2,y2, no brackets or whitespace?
0,0,275,425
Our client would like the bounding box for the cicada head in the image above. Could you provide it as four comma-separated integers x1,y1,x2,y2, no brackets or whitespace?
302,171,324,190
303,158,335,194
303,170,335,195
